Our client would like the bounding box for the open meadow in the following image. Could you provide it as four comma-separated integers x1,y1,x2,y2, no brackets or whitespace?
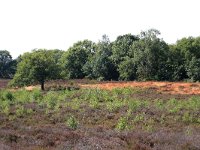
0,80,200,150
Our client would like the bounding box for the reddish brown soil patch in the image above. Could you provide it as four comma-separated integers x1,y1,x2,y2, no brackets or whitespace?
80,81,200,95
2,79,200,95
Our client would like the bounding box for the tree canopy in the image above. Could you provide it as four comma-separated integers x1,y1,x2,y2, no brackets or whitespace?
0,50,17,78
60,40,96,79
3,28,200,89
11,49,62,90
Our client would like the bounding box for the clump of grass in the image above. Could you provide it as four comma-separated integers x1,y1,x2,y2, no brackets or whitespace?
0,100,11,115
15,105,33,117
154,99,165,110
186,96,200,111
2,105,10,116
3,91,14,101
160,114,166,124
143,117,155,132
14,89,32,104
44,91,59,110
70,98,81,110
166,98,182,113
112,87,141,96
31,88,42,102
182,111,195,123
116,116,129,131
133,112,145,123
106,100,124,112
89,99,100,109
66,116,78,130
128,100,143,112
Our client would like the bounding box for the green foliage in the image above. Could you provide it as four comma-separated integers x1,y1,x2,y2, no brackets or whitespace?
111,34,139,65
0,98,10,115
131,29,170,80
61,40,96,79
70,98,81,110
4,29,200,82
31,88,42,102
10,49,62,90
143,118,155,132
116,116,129,131
66,116,78,129
176,37,200,60
167,45,187,81
182,111,194,123
89,98,100,109
186,96,200,111
128,100,143,112
14,89,32,104
0,50,17,78
44,91,59,110
169,36,200,81
155,100,165,110
15,105,33,117
83,35,118,80
186,57,200,81
1,91,14,101
133,113,145,123
106,100,123,112
118,57,136,80
111,34,139,80
15,105,26,117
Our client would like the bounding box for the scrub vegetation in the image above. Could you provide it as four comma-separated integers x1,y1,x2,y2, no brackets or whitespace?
0,81,199,149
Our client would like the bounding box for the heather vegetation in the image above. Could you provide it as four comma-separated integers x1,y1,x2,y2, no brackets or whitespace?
0,85,199,149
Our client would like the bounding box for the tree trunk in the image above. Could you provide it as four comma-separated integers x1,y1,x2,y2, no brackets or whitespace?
41,81,45,90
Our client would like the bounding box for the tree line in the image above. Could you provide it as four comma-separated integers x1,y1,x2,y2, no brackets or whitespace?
1,29,200,90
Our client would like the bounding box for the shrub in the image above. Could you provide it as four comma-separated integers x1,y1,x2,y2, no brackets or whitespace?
128,100,142,112
44,91,58,109
15,106,26,117
66,116,78,130
31,89,42,101
4,91,14,101
116,116,129,131
106,100,123,112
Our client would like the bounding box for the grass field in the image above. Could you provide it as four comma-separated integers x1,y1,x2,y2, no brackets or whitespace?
0,80,200,149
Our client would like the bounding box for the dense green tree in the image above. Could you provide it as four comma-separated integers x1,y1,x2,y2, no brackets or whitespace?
111,34,139,65
118,57,136,80
170,36,200,81
11,49,61,90
83,35,117,80
186,57,200,81
166,45,187,81
49,49,64,64
176,37,200,60
61,40,96,79
131,29,170,80
111,34,139,80
0,50,16,78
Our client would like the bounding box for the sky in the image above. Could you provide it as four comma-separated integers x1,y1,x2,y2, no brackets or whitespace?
0,0,200,58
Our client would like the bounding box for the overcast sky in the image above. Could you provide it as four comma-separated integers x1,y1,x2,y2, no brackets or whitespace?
0,0,200,58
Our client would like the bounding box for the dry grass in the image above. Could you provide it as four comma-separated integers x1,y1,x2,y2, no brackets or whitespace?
80,81,200,95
